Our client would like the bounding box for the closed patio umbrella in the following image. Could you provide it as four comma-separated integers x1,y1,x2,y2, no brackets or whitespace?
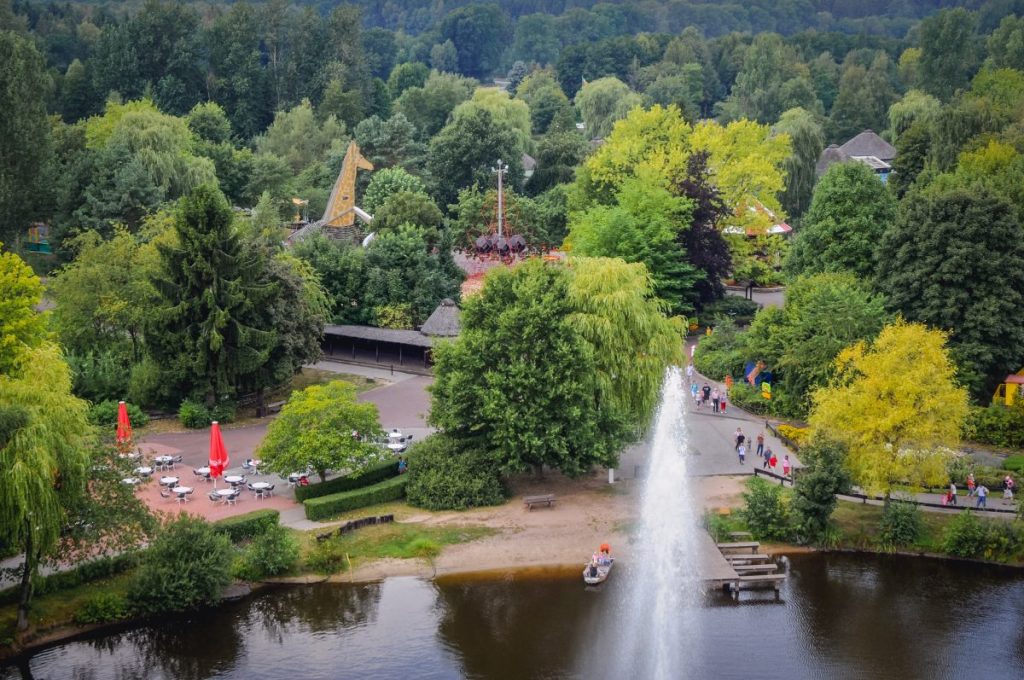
209,421,230,488
116,401,133,449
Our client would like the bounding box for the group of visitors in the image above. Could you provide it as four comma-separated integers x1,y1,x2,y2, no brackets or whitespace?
688,364,726,414
732,427,790,475
949,473,1015,509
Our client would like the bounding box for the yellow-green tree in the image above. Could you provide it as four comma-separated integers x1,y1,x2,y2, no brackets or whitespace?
808,321,969,499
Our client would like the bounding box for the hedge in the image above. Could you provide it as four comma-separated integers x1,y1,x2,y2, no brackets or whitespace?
295,458,401,502
0,553,137,605
304,476,408,521
213,509,280,542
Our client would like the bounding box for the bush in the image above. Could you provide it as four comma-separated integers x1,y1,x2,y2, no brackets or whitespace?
791,439,849,544
405,434,505,510
128,516,234,614
295,458,401,502
238,524,300,580
303,476,408,521
698,296,761,327
942,511,990,558
966,404,1024,448
88,399,150,429
67,350,131,403
702,511,747,543
213,509,280,543
74,592,129,625
776,424,809,449
1003,455,1024,475
741,477,793,541
210,400,236,424
178,399,211,428
727,382,801,419
128,357,166,408
693,319,745,381
878,500,922,549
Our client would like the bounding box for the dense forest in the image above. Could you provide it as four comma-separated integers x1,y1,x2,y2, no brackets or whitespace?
4,0,1024,407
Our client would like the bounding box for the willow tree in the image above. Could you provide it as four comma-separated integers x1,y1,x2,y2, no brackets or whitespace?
0,250,93,631
566,257,685,437
808,321,968,501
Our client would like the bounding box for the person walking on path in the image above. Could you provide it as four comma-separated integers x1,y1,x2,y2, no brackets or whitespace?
782,454,791,477
702,383,711,407
977,484,988,509
737,443,746,465
720,393,727,414
763,446,774,470
691,381,700,406
711,388,721,413
755,432,765,458
949,482,958,506
734,428,745,451
1004,475,1015,502
686,363,695,383
967,473,976,497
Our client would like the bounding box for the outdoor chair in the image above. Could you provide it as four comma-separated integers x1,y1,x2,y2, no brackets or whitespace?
265,484,275,497
159,489,172,501
246,483,257,493
208,491,221,503
226,490,240,505
171,454,183,468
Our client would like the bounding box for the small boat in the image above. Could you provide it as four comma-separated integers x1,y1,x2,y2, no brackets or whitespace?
583,557,614,585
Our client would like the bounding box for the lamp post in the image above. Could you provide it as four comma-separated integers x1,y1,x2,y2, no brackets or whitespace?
491,159,508,239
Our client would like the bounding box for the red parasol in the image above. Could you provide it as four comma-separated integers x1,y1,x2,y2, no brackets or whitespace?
116,401,133,447
209,421,230,486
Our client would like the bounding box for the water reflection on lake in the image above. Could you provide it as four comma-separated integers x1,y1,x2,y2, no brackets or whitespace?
4,553,1024,680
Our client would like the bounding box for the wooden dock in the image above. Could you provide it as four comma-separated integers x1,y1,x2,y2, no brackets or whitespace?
696,533,788,599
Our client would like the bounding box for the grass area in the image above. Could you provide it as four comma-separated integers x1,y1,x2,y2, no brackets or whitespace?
0,573,133,645
136,369,385,436
301,522,496,574
832,501,976,554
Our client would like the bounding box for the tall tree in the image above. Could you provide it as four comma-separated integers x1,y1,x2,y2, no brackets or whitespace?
146,185,273,406
427,107,523,210
918,8,981,101
439,3,512,78
0,249,92,631
676,151,732,307
430,260,609,477
785,162,897,280
574,77,642,140
393,70,477,140
773,107,825,220
827,54,897,142
875,186,1024,399
0,31,52,245
809,321,968,500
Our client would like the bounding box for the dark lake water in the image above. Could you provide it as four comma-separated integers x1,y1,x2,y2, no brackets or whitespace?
4,553,1024,680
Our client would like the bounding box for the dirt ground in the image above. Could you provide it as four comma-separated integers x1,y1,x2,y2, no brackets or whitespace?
341,472,749,582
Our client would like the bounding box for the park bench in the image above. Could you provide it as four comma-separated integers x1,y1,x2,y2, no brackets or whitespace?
717,541,760,553
523,494,557,510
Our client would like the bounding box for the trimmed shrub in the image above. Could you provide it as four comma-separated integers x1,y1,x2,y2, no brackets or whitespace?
238,524,300,580
304,476,408,521
74,592,129,624
128,516,234,614
943,511,989,558
88,399,150,429
741,477,793,541
178,399,211,429
295,458,401,502
405,434,505,510
776,424,809,449
213,509,280,543
878,500,922,549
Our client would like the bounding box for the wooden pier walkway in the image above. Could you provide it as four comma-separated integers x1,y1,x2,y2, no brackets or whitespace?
696,531,789,599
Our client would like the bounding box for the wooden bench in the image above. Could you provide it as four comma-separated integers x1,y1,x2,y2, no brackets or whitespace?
725,554,772,564
523,494,556,510
717,541,760,553
732,564,778,574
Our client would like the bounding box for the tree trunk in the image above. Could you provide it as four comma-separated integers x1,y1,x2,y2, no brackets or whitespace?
533,464,544,478
16,526,34,632
318,468,327,484
256,387,266,418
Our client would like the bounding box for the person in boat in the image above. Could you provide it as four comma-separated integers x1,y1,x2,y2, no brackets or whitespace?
588,559,599,579
598,543,612,565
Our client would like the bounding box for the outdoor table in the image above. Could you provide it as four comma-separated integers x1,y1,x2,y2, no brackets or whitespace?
135,466,153,476
387,442,406,452
251,482,272,493
121,477,140,485
224,475,244,486
159,476,179,487
214,488,236,497
172,486,193,503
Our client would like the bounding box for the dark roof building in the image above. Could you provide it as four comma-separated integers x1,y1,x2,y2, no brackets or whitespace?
321,299,461,370
815,144,851,178
420,298,461,337
838,130,896,162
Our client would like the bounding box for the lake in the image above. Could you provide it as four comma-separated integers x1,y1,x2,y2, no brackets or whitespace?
4,553,1024,680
